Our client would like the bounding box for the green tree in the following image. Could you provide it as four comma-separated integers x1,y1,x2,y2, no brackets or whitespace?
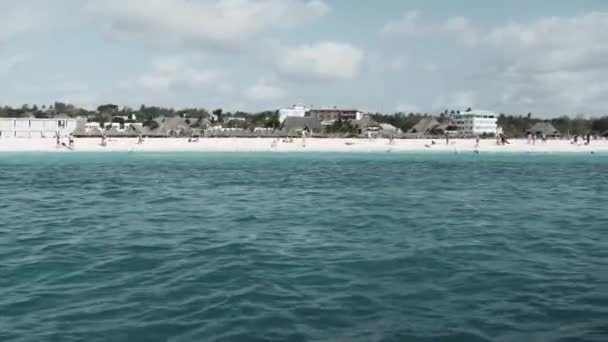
143,118,160,130
97,104,119,114
54,102,68,113
591,117,608,134
212,109,223,123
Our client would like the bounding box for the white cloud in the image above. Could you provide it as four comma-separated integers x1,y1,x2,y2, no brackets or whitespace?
476,12,608,113
87,0,329,50
385,11,608,114
277,42,365,81
383,11,476,41
484,13,608,74
382,11,423,36
245,78,285,101
124,56,221,91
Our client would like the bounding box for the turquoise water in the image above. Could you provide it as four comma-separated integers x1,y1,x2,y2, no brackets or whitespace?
1,153,607,342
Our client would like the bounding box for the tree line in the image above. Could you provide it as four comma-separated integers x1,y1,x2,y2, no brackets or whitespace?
1,103,608,137
369,111,608,137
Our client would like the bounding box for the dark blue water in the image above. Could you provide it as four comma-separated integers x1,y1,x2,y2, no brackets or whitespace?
1,153,607,342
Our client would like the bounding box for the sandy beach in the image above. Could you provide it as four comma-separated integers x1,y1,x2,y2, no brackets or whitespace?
1,137,607,153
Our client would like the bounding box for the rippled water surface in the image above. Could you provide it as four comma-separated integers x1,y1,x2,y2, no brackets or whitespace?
1,153,607,342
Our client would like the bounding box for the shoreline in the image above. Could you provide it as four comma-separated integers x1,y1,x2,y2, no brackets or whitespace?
0,138,606,154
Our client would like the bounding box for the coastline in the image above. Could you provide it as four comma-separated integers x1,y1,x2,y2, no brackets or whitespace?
0,138,606,153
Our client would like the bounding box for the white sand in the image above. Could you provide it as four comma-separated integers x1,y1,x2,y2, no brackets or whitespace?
0,137,606,153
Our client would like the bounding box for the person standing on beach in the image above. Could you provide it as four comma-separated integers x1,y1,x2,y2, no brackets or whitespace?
445,133,450,145
475,137,480,148
56,133,61,148
301,127,309,147
68,134,74,149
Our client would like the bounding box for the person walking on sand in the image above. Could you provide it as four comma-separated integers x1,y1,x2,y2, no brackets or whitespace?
137,135,144,145
585,132,591,145
56,133,61,148
445,133,450,145
302,126,311,147
475,137,480,148
68,134,74,149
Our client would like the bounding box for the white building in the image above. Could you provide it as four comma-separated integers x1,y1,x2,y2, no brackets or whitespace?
453,110,498,135
0,116,78,138
279,105,309,123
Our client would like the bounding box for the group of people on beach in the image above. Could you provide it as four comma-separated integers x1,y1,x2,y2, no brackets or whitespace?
269,126,311,148
99,134,146,147
56,133,74,150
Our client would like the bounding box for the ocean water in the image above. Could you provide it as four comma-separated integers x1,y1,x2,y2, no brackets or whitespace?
1,152,607,342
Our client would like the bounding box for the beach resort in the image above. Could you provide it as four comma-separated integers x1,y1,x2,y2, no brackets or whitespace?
1,106,607,153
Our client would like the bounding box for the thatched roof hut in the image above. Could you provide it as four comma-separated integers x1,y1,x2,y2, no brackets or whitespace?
350,116,378,131
122,124,144,137
157,116,193,137
105,127,122,137
406,117,450,137
528,122,561,138
407,117,439,134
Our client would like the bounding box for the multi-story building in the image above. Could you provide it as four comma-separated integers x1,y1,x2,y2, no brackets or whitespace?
0,115,78,138
278,105,309,123
306,107,363,122
452,110,498,135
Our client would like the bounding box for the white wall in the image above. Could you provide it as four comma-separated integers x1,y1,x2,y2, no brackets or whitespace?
453,111,497,135
0,118,78,138
279,106,308,123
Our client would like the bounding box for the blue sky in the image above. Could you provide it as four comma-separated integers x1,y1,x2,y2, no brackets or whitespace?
1,0,608,117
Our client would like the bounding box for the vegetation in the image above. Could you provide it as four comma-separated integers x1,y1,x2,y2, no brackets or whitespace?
326,119,361,136
369,112,428,132
370,111,608,137
1,102,608,137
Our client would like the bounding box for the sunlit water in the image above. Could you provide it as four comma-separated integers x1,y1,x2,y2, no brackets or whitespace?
1,153,607,342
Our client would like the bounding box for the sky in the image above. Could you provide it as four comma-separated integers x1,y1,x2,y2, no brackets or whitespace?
1,0,608,117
